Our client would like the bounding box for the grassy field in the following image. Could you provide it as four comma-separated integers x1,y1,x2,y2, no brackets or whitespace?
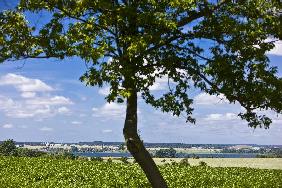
1,157,282,188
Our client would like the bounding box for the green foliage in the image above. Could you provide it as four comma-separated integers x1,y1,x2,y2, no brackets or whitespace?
0,139,17,156
199,161,208,167
46,151,76,160
107,158,113,163
0,139,45,157
0,157,282,188
179,158,190,166
155,148,177,158
0,0,281,128
90,157,103,162
120,157,129,164
16,148,46,158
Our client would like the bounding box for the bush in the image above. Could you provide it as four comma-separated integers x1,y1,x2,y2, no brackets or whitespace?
77,156,89,161
47,152,76,160
155,148,176,158
107,158,112,163
0,139,17,156
120,157,129,164
179,158,190,166
17,148,45,157
90,157,103,162
199,161,207,167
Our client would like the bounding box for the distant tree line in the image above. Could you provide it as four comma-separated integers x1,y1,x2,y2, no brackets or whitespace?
155,148,177,158
0,139,45,157
222,148,282,158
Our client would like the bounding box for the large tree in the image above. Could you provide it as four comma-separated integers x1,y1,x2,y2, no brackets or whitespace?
1,0,281,187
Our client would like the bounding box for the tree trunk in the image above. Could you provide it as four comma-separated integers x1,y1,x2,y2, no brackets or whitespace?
123,89,168,188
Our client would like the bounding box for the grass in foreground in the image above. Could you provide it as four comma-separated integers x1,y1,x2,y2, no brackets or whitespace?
0,157,282,188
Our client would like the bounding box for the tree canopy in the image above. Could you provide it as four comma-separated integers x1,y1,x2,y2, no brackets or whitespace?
1,0,281,128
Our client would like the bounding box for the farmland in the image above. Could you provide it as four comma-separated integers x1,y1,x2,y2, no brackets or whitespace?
1,157,282,188
152,158,282,169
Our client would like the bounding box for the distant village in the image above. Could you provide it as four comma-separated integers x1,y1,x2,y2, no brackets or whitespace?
13,141,282,155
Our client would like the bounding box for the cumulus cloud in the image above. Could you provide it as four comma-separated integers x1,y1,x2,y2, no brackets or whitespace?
26,96,73,106
0,73,53,93
0,95,14,110
149,78,168,91
267,40,282,56
0,95,73,118
194,93,228,105
204,113,238,121
0,74,73,119
21,92,36,98
71,121,82,125
40,127,53,131
98,86,110,96
2,123,13,129
57,107,70,114
92,102,126,119
102,129,113,133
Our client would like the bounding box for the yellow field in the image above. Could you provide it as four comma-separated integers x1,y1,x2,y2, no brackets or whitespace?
151,158,282,169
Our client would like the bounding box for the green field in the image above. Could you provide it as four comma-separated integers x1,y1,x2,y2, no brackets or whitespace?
1,157,282,188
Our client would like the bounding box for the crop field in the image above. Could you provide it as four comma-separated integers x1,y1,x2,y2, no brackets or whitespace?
152,158,282,169
1,157,282,188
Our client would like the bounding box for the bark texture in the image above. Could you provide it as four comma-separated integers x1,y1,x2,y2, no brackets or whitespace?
123,89,168,188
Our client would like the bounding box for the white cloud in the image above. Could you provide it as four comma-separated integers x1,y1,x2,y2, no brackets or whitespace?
149,75,169,91
57,106,70,114
26,96,73,106
98,86,110,96
0,95,14,110
2,123,13,129
21,92,36,98
92,107,99,111
194,93,228,105
0,95,73,118
102,129,113,133
0,74,73,119
81,96,87,101
71,121,82,125
92,102,126,119
40,127,53,131
0,73,53,92
204,113,238,121
267,40,282,56
149,80,167,91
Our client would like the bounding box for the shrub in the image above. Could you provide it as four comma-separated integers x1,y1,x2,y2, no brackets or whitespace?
155,148,176,158
90,157,103,162
120,157,129,164
17,148,45,157
199,161,207,167
179,158,190,166
0,139,17,156
47,152,76,160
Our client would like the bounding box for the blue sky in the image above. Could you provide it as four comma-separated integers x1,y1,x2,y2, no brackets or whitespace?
1,53,281,144
0,2,282,144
